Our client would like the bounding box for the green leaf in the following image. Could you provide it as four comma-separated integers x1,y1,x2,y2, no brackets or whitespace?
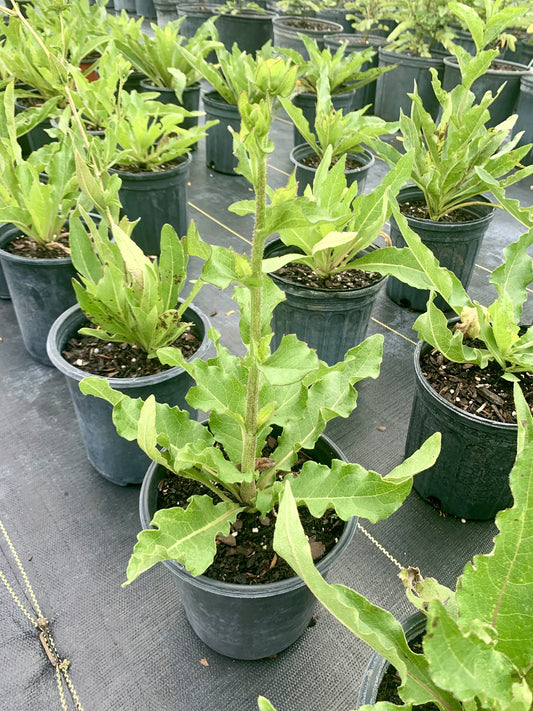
290,432,440,522
455,438,533,674
273,483,461,710
258,335,320,386
125,495,243,581
490,229,533,323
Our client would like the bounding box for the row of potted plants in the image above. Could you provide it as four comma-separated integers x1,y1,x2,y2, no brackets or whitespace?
0,0,532,706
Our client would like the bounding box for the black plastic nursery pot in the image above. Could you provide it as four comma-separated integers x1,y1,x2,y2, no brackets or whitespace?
272,16,344,56
406,339,515,521
324,33,387,113
442,56,532,128
315,6,352,33
264,237,385,366
386,187,494,312
374,49,444,122
153,0,179,26
291,89,354,146
214,10,276,54
112,153,192,255
139,79,201,133
357,612,426,707
139,435,358,660
512,73,533,166
290,143,375,196
135,0,156,17
46,303,211,487
176,4,216,39
202,91,241,175
0,225,77,365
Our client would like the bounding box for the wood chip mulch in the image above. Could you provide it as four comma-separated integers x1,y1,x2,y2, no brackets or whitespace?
3,232,71,259
421,347,533,424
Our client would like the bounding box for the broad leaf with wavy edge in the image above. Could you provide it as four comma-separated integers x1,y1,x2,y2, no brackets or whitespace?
273,482,461,710
124,496,244,582
290,432,440,522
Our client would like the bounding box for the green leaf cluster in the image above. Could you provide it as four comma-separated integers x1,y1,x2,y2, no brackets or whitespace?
350,207,533,377
369,27,533,221
180,43,298,106
269,383,533,711
110,16,220,102
111,90,216,171
261,148,413,279
0,86,82,247
71,214,198,357
280,70,397,161
384,0,455,56
346,0,398,38
278,34,391,95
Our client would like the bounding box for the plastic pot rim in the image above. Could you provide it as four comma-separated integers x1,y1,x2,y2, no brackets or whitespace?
110,152,192,182
46,301,211,388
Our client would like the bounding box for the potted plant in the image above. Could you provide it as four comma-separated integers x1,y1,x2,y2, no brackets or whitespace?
272,0,344,55
261,148,413,364
111,16,219,130
345,0,398,41
366,29,533,311
47,205,212,485
0,85,89,365
442,0,533,128
77,56,441,659
279,33,393,140
180,42,287,174
350,204,533,519
92,89,217,254
374,0,454,121
280,71,397,194
264,385,533,709
213,0,277,55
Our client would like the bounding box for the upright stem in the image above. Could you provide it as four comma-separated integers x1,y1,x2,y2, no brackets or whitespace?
239,133,269,506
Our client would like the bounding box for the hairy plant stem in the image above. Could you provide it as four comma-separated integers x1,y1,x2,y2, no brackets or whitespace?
239,136,269,506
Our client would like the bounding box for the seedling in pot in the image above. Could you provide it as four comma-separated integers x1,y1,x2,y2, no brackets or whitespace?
78,55,441,584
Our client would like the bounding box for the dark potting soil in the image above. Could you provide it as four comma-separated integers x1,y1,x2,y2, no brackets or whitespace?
275,260,382,290
157,437,346,585
3,232,71,259
400,199,476,223
61,324,201,378
376,636,439,711
300,152,365,171
421,346,533,424
284,17,336,30
115,156,186,173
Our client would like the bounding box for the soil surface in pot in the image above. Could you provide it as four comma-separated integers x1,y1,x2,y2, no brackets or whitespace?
3,232,71,259
61,323,201,378
300,152,365,171
157,433,346,585
283,17,335,30
400,199,477,223
377,635,439,711
421,346,533,423
115,156,187,174
275,261,382,290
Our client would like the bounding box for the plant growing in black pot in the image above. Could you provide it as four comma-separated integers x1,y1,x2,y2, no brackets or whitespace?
262,146,414,364
263,386,533,709
181,41,289,174
0,84,91,365
77,54,441,660
110,15,220,130
47,181,212,485
373,0,455,121
350,205,533,519
366,23,533,311
281,71,397,194
279,33,394,138
81,89,217,255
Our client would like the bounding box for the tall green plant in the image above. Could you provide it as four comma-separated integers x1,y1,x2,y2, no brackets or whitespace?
77,55,441,584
